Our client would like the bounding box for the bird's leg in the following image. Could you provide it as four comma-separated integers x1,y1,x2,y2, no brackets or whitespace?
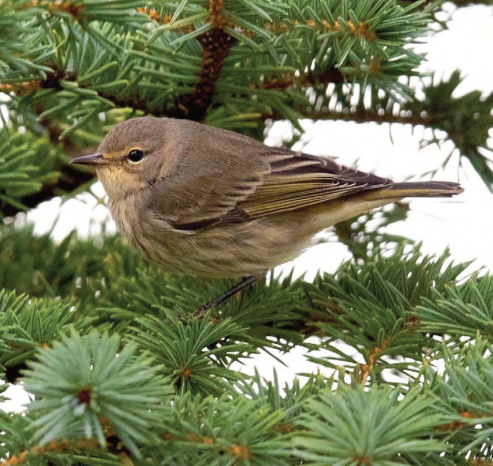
194,275,261,317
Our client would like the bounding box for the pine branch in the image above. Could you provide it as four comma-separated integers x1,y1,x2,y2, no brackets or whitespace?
273,72,493,187
182,28,237,121
2,0,430,126
2,439,100,466
130,314,253,395
294,386,446,465
435,339,493,462
0,110,98,218
0,67,184,119
1,231,493,463
0,165,93,218
172,0,237,121
22,332,172,457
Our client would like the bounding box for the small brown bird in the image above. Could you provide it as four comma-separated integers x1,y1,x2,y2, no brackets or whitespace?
72,117,463,311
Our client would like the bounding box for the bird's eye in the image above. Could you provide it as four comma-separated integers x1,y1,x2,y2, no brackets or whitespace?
127,149,144,163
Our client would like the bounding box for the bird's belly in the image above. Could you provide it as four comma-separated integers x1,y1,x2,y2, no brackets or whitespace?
138,221,304,278
110,199,311,278
109,198,161,265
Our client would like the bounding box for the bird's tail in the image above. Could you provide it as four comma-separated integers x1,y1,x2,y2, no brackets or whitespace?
364,181,464,201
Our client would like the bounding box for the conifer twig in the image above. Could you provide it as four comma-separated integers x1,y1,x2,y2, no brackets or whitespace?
360,339,389,384
0,164,94,218
181,0,237,121
182,29,236,121
265,106,429,126
3,439,99,466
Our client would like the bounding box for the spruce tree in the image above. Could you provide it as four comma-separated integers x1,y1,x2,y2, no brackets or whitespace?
1,1,493,465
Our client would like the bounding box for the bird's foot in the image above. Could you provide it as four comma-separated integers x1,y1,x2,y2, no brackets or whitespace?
193,275,260,318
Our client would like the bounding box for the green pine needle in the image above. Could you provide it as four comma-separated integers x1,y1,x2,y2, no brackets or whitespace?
22,331,172,457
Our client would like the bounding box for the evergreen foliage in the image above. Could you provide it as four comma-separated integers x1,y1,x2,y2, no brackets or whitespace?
1,0,493,465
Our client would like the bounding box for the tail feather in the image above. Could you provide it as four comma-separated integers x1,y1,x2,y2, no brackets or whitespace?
364,181,464,200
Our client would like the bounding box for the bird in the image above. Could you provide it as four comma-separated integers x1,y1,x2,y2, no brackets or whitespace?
71,117,463,312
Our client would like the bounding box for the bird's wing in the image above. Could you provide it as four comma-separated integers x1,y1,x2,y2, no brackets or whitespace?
148,128,391,231
239,151,391,219
147,127,271,230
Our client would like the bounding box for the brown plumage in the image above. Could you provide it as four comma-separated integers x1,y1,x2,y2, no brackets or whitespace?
72,117,463,279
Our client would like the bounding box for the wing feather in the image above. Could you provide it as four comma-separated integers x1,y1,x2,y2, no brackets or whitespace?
239,151,390,219
148,121,391,231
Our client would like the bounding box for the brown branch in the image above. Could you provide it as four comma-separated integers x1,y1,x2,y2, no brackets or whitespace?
182,29,237,121
436,411,490,432
3,439,99,466
261,16,379,41
137,7,195,33
266,106,431,127
179,0,236,121
44,68,187,118
360,339,389,384
0,68,189,119
258,68,344,92
137,2,237,122
2,64,344,121
163,430,251,460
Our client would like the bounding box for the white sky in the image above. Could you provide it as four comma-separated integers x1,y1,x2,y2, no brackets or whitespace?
3,3,493,410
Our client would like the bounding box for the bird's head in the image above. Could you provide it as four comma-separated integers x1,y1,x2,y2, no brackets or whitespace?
71,117,170,199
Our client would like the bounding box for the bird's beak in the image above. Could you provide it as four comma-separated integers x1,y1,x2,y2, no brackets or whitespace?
70,152,109,166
